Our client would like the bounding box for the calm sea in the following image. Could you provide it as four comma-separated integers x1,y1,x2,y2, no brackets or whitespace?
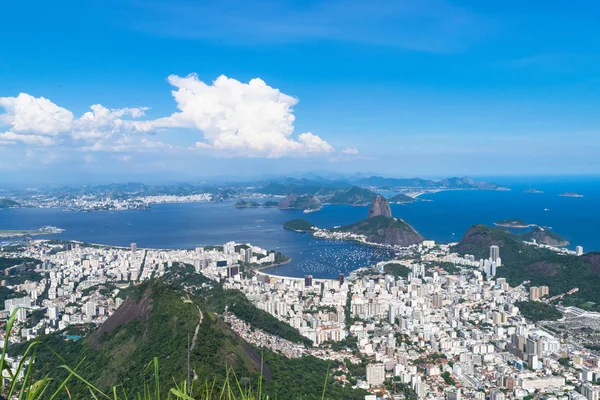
1,177,599,278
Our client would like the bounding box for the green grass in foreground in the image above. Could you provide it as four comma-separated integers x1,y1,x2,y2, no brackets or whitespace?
0,308,334,400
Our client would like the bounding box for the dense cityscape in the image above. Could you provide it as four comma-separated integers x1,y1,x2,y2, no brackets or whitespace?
1,229,599,399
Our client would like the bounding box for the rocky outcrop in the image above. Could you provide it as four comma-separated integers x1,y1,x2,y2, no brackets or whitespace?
520,227,569,247
277,193,299,209
277,194,322,211
368,195,392,219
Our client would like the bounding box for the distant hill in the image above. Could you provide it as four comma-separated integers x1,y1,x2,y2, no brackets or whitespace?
453,224,600,310
352,176,507,191
234,199,260,208
257,178,349,196
277,194,322,211
388,193,415,204
519,227,569,247
0,198,19,209
326,186,378,205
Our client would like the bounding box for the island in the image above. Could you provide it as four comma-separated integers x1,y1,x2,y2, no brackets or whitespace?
277,194,322,212
559,192,584,198
283,219,317,232
524,189,543,194
387,193,416,204
234,200,260,208
493,219,535,229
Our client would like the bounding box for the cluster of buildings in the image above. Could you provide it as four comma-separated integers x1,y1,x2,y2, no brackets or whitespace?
3,238,600,400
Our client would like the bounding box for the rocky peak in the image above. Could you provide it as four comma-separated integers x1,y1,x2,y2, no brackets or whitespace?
367,195,392,219
277,193,299,209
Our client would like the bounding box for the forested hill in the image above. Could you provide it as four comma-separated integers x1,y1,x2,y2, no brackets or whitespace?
453,224,600,311
10,265,368,399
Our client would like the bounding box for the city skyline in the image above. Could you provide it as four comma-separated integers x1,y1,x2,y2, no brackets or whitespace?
3,0,600,183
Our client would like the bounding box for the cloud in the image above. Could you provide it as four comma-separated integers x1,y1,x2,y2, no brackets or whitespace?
342,147,359,155
158,74,333,157
0,93,73,135
0,131,56,146
0,74,337,159
0,93,153,149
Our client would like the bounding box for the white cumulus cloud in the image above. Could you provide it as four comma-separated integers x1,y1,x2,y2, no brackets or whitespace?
157,74,333,157
0,74,339,158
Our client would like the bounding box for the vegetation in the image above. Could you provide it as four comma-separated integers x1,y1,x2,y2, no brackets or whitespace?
234,200,260,208
383,263,411,279
283,219,317,232
0,256,40,271
453,224,600,310
326,186,377,205
278,194,322,211
436,262,461,274
9,271,367,399
516,301,562,322
387,193,415,204
0,286,26,309
441,371,456,385
0,198,19,208
519,227,569,246
333,215,423,246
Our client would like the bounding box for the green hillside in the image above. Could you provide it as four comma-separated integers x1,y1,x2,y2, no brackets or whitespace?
333,215,424,246
453,225,600,310
283,219,317,232
388,193,415,204
234,199,260,208
11,266,366,399
326,186,377,205
519,227,569,247
0,198,19,208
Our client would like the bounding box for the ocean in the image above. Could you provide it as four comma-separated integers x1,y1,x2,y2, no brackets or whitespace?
1,177,599,279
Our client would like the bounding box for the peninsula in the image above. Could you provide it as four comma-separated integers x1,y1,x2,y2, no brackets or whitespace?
387,193,416,204
284,195,424,247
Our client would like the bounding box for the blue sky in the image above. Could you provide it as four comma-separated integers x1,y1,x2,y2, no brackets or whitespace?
1,0,600,184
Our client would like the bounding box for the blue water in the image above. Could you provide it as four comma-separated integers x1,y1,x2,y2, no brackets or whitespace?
1,177,599,278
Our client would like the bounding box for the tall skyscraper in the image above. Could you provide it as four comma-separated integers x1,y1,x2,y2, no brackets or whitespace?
227,265,239,278
338,273,344,285
490,245,500,262
576,246,584,256
304,275,313,287
130,242,137,252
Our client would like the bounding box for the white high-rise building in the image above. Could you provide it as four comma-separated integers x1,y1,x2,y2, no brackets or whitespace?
576,246,584,256
490,245,500,262
366,363,385,386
